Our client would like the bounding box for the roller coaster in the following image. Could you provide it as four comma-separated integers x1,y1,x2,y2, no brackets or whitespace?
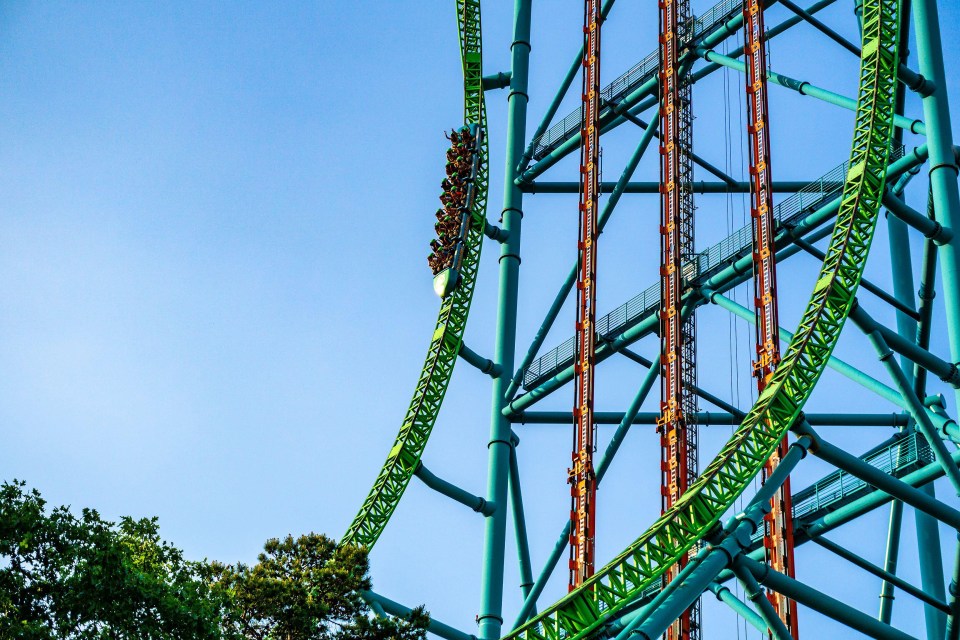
344,0,960,638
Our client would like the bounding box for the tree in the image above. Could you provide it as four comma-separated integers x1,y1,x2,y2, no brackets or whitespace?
212,533,427,640
0,480,428,640
0,479,231,639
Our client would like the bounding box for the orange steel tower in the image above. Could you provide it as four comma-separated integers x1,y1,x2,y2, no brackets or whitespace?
742,0,799,635
569,0,602,591
658,0,699,636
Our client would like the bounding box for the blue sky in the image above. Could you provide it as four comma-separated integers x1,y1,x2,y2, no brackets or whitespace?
2,1,960,638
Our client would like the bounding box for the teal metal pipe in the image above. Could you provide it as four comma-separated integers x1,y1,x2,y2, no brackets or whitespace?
596,355,661,483
883,191,951,242
414,462,494,516
459,342,503,379
801,446,960,540
363,591,477,640
945,533,960,640
710,293,960,440
478,0,532,636
697,48,927,136
507,444,535,605
792,236,919,319
779,0,859,55
915,483,948,640
502,109,660,401
617,347,745,417
851,303,960,388
809,535,948,612
740,557,918,640
793,424,960,529
482,72,512,91
511,522,570,630
915,204,939,396
731,562,793,640
914,0,960,422
853,315,960,494
522,180,818,194
878,500,904,624
707,582,768,634
511,410,907,426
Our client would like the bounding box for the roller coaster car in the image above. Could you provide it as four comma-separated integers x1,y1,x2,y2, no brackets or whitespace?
432,124,484,299
433,266,462,297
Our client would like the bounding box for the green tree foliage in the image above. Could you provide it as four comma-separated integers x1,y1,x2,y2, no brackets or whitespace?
0,479,231,639
0,480,428,640
212,533,428,640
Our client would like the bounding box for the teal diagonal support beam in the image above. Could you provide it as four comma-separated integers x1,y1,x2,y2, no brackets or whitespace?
363,591,477,640
697,48,927,136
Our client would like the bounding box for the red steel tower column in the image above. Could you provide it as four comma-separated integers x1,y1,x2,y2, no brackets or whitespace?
658,0,699,637
569,0,601,591
743,0,799,635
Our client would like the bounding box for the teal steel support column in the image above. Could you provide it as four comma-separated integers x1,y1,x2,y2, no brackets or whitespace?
878,500,905,624
510,358,659,630
478,0,531,637
707,583,767,634
852,310,960,494
363,591,477,640
889,3,957,619
512,522,570,629
508,443,535,603
731,563,793,640
945,534,960,640
503,110,660,400
914,0,960,470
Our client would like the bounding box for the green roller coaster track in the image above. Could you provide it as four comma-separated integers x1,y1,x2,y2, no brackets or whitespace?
341,0,489,549
346,0,913,635
504,0,900,635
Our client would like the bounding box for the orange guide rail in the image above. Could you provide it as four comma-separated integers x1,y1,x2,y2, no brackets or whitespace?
742,0,799,635
658,0,699,637
569,0,602,591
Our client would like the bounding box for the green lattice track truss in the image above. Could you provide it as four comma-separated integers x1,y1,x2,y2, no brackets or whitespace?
347,0,960,638
341,0,488,549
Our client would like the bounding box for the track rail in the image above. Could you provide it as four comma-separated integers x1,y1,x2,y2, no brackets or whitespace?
503,0,899,635
341,0,488,549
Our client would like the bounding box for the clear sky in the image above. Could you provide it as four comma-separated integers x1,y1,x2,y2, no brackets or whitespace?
2,1,960,638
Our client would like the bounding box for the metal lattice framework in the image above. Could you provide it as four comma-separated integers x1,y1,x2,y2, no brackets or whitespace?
347,0,960,639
